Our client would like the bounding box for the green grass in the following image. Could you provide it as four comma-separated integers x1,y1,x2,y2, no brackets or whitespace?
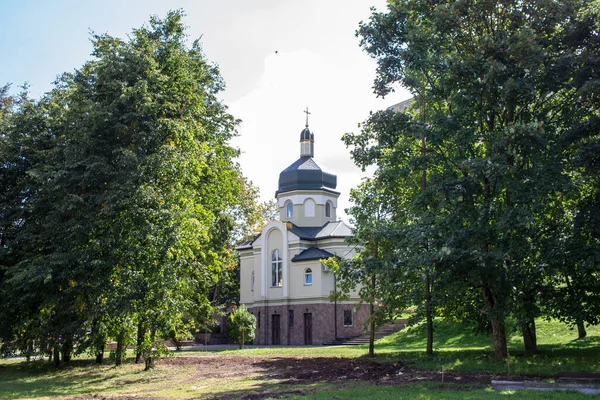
0,318,598,399
370,318,600,374
282,381,592,399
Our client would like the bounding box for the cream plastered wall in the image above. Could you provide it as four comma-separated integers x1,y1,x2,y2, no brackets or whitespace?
278,191,339,226
239,251,254,304
288,259,323,299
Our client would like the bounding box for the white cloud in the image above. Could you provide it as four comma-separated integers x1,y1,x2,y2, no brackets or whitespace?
229,48,410,219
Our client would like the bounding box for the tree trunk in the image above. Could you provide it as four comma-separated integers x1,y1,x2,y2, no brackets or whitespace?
115,330,126,367
135,323,145,364
522,317,538,355
144,329,157,371
577,320,587,339
171,330,182,351
425,274,433,355
239,327,245,349
482,285,508,358
95,348,104,364
61,335,73,362
53,345,61,368
492,319,508,359
144,355,154,370
26,341,33,362
368,270,376,357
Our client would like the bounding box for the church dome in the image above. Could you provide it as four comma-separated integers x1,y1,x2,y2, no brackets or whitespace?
300,127,314,141
276,156,337,196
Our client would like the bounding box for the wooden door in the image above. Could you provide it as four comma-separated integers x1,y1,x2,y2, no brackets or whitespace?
304,313,313,345
271,314,281,345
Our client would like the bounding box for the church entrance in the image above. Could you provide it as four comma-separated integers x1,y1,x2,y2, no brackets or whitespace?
271,314,281,345
304,313,313,345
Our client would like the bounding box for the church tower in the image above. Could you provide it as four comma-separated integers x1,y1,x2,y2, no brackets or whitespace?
276,109,339,226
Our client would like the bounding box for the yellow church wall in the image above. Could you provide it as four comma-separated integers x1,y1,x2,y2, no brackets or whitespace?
238,251,254,305
278,191,339,227
288,260,323,299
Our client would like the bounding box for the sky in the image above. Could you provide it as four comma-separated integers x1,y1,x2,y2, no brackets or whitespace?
0,0,411,220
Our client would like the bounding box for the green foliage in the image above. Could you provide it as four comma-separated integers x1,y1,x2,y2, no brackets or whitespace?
227,304,256,349
0,10,255,368
348,0,600,359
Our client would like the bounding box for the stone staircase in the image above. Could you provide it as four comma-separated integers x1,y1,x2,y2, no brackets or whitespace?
323,319,408,346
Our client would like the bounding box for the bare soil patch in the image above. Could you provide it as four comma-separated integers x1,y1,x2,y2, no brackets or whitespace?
160,353,509,386
65,353,550,399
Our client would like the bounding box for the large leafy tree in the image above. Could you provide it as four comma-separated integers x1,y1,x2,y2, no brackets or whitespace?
341,108,442,356
352,0,599,358
0,10,249,368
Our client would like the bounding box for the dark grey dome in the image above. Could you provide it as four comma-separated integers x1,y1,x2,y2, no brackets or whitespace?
300,127,314,141
276,156,338,196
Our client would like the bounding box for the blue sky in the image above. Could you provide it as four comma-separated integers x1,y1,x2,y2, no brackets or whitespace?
1,1,411,218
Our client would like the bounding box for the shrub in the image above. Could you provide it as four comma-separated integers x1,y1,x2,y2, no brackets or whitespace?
227,305,256,349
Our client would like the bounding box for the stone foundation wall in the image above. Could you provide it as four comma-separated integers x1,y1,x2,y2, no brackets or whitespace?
248,302,370,345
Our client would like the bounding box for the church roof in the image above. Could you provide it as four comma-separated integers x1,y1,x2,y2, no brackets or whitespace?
276,156,338,196
234,221,353,251
291,247,334,262
287,221,353,240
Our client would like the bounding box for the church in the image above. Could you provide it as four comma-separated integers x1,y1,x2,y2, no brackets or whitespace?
237,115,369,345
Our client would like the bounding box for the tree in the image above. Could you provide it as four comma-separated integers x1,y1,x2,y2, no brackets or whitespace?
355,0,600,358
0,10,253,369
227,304,256,349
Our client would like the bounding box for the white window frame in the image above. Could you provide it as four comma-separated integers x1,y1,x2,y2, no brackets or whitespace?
325,201,332,218
271,249,283,287
286,201,293,219
304,268,313,285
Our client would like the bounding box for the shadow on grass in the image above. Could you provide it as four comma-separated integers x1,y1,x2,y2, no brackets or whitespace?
0,358,153,399
1,340,599,399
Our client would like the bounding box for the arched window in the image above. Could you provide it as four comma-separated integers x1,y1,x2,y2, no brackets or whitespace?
325,202,332,218
251,271,255,291
304,198,315,217
304,268,313,285
271,249,283,287
286,201,294,219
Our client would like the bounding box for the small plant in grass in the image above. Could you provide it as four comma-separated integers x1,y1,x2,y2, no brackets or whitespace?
227,305,256,349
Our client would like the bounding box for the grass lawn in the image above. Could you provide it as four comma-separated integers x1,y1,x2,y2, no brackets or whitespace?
0,318,598,399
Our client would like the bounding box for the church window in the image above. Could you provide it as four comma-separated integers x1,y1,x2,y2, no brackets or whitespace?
286,201,293,219
304,198,315,217
271,249,283,287
325,202,332,218
251,271,255,291
304,268,313,285
343,310,353,327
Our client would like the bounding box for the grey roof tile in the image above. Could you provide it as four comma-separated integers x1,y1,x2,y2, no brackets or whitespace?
291,247,334,262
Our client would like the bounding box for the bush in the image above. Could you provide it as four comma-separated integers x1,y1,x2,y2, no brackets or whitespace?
227,305,256,349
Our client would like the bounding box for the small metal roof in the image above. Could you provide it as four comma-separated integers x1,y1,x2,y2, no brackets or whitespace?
300,127,314,141
291,247,334,262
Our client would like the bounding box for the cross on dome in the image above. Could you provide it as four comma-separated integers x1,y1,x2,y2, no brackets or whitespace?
304,106,311,128
300,107,314,158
